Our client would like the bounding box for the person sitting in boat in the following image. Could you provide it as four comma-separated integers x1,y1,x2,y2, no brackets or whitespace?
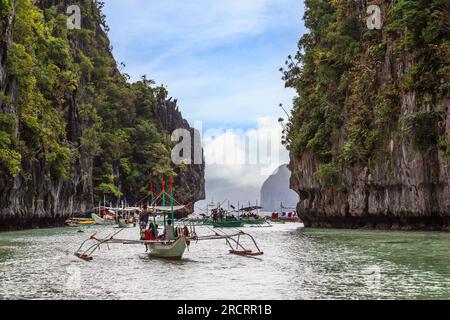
183,226,189,237
144,223,158,252
147,223,157,241
163,220,174,241
145,224,151,241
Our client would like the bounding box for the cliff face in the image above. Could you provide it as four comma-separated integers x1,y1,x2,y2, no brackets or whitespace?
0,0,204,230
153,97,205,216
285,0,449,230
0,0,91,229
261,164,299,212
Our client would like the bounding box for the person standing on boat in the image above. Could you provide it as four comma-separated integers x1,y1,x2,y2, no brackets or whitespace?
140,205,150,227
140,205,150,240
163,219,174,241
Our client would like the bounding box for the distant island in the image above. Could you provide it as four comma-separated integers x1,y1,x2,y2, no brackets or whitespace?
260,164,299,212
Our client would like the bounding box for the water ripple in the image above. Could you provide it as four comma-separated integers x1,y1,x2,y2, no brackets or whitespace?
0,224,449,300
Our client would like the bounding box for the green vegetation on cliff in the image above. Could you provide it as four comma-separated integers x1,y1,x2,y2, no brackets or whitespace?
282,0,449,188
0,0,179,202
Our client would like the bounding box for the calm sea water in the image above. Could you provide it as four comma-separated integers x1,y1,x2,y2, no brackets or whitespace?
0,223,449,300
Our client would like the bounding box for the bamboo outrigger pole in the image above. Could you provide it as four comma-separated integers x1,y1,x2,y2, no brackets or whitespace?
170,176,174,238
150,181,156,237
162,177,166,227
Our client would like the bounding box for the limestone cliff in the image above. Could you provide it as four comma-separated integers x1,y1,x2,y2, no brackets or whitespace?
260,164,299,212
0,0,99,230
284,0,449,230
153,97,205,216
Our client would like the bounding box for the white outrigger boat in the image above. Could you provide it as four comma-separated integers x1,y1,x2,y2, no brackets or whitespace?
74,225,263,261
91,207,140,227
91,213,115,225
75,178,264,261
75,229,189,261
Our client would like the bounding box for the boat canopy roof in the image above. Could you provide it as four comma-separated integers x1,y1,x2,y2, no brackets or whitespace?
96,206,141,212
117,207,141,212
150,205,186,213
239,206,263,212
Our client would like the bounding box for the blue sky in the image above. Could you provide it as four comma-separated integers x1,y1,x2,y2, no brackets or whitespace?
103,0,305,129
102,0,306,207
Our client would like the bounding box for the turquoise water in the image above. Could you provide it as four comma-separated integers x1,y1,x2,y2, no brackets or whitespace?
0,224,449,300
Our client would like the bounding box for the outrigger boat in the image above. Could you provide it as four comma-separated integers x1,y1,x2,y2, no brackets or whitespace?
271,211,301,223
238,206,271,226
91,213,115,225
198,202,271,228
117,218,135,228
74,225,263,261
211,219,245,228
65,218,96,226
206,205,245,228
114,207,139,228
75,177,264,261
91,207,140,227
269,203,302,223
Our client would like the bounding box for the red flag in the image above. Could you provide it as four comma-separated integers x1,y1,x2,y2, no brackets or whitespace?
161,177,165,191
150,181,154,194
169,176,173,191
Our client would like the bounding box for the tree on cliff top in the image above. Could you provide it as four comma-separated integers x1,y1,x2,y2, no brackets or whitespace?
0,0,181,204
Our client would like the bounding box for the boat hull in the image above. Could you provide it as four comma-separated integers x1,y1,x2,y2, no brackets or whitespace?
65,218,96,226
91,213,115,225
148,236,187,260
117,219,135,228
78,220,96,225
241,219,266,225
212,220,245,228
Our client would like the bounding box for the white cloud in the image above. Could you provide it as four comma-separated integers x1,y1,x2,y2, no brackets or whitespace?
198,116,290,207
